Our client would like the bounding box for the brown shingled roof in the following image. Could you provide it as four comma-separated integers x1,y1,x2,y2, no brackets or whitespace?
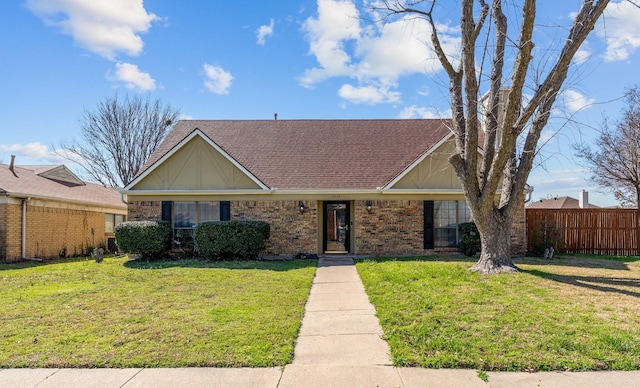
135,119,453,190
526,196,599,209
0,164,127,209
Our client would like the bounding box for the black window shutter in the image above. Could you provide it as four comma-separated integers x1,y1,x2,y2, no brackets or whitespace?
220,201,231,221
423,201,434,249
161,201,172,222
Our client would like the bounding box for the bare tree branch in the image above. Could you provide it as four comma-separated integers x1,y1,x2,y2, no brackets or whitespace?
58,94,180,188
575,85,640,208
372,0,611,273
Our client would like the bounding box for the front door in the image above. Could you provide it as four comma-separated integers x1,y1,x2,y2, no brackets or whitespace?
323,201,350,253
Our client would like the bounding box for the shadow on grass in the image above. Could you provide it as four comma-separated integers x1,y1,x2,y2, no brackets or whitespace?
0,256,108,271
123,257,318,272
524,268,640,298
516,255,637,271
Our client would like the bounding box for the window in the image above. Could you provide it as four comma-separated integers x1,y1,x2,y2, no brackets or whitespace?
161,201,230,248
426,200,472,248
172,201,221,238
105,213,125,234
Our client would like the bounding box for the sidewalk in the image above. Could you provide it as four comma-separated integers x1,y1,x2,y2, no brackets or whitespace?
2,256,639,387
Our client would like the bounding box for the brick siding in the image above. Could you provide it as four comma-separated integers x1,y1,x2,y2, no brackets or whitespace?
127,199,526,258
0,203,10,259
3,203,23,260
355,200,426,256
128,201,162,220
1,201,122,262
232,201,318,256
510,196,527,256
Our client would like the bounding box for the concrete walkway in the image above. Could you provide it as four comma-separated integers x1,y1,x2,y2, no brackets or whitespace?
2,256,640,387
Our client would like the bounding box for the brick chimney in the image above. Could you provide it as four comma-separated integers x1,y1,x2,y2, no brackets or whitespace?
579,190,589,209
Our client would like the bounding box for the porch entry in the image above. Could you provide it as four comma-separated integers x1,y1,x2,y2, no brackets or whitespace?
323,201,351,254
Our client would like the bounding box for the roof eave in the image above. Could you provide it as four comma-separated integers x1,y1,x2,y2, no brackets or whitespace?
3,191,127,210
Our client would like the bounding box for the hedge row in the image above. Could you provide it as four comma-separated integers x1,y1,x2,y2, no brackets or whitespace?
195,221,270,259
458,221,481,256
114,220,171,259
114,220,270,260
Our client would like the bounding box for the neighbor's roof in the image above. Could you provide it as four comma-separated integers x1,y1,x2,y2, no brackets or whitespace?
0,163,127,209
526,196,599,209
135,119,453,190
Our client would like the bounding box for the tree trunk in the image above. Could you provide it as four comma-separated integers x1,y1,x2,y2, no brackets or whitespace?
471,211,520,274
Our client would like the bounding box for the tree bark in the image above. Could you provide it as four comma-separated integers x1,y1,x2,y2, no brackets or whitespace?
471,210,519,274
375,0,611,273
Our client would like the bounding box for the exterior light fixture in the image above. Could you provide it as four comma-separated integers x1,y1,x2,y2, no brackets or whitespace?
366,200,372,213
299,201,305,214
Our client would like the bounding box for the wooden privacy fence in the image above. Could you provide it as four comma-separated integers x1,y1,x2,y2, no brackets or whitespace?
526,208,640,256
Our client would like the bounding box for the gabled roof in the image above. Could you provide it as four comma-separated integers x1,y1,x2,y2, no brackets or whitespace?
526,196,599,209
133,119,453,191
19,165,85,186
0,164,126,209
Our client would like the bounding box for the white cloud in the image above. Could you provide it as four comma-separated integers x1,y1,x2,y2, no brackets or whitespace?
562,90,595,113
573,42,591,64
597,1,640,61
203,64,234,94
338,83,400,104
0,142,66,164
26,0,159,60
398,105,449,119
257,19,275,45
109,62,156,91
300,0,458,105
527,168,590,199
300,0,361,86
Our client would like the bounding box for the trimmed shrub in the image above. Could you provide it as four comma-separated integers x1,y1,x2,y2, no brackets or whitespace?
115,220,171,259
195,221,270,260
458,222,481,257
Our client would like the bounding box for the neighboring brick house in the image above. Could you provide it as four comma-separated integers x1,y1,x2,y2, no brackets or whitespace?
123,119,527,257
0,158,127,262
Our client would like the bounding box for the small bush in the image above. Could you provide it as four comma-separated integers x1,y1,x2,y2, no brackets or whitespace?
458,222,481,256
195,221,270,260
115,220,171,260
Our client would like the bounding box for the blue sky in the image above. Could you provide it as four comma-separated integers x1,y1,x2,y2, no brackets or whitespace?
2,1,640,206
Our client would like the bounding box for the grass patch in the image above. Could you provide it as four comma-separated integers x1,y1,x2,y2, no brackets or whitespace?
356,255,640,372
0,257,316,368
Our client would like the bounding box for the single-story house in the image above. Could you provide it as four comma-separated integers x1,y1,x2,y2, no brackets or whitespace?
123,119,526,257
0,157,128,262
527,191,599,209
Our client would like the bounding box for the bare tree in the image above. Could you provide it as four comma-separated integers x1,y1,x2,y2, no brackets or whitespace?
60,94,180,188
374,0,611,273
575,86,640,208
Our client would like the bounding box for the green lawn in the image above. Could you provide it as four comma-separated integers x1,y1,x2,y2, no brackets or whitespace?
356,255,640,372
0,257,316,368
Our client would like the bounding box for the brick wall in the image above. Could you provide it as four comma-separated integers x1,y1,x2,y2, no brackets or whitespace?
232,201,317,256
25,205,106,259
355,200,426,256
1,202,111,262
0,203,8,259
128,201,162,220
126,199,527,258
510,196,527,256
4,203,22,261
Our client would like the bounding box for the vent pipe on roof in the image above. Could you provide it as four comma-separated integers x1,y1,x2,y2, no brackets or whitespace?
274,113,278,120
9,154,15,172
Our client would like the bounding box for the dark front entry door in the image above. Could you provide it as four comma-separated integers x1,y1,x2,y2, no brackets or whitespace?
323,201,350,253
